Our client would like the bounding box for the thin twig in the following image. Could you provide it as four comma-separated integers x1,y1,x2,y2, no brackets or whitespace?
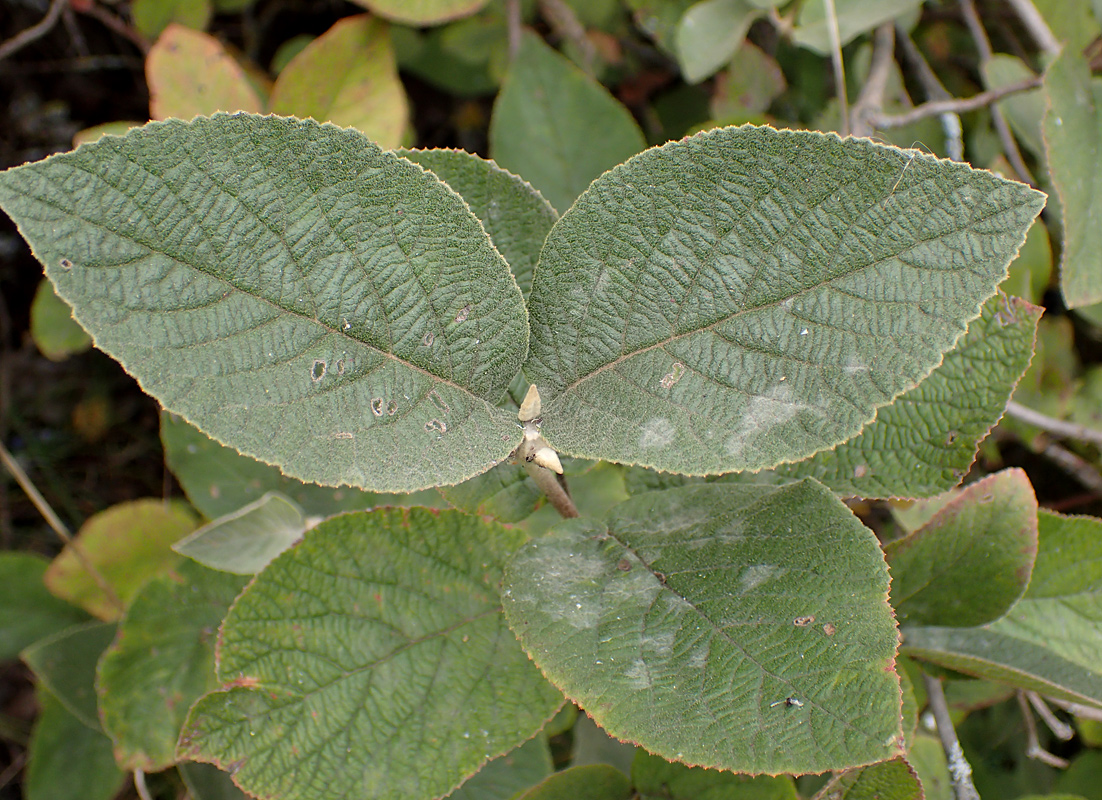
894,26,964,160
1047,697,1102,722
923,673,981,800
822,0,849,136
539,0,597,74
868,76,1043,129
1027,691,1076,740
134,769,153,800
75,1,150,54
1035,435,1102,497
1017,691,1070,767
1005,0,1061,58
506,0,523,61
850,23,895,139
1006,400,1102,447
0,440,124,613
958,0,1035,185
0,0,68,62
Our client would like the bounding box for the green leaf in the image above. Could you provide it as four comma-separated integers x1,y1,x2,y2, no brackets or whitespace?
711,42,787,118
269,15,408,148
0,553,88,661
984,55,1045,159
173,492,308,575
30,278,92,361
132,0,212,39
503,480,902,775
515,764,632,800
97,561,248,770
22,621,117,731
902,509,1102,707
448,736,554,800
161,413,437,520
0,114,528,492
776,293,1042,498
490,31,647,213
905,736,951,800
632,749,798,798
885,469,1038,627
440,463,542,523
811,757,922,800
674,0,760,84
399,148,558,299
146,25,266,120
1042,47,1102,308
179,761,251,800
179,508,563,800
1002,219,1053,306
625,0,696,53
24,688,126,800
524,125,1045,476
43,499,197,620
793,0,922,55
350,0,492,25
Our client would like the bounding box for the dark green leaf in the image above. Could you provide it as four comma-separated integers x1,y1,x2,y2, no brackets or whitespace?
633,749,798,798
448,735,554,800
22,621,117,731
515,764,632,800
0,553,88,661
811,757,922,800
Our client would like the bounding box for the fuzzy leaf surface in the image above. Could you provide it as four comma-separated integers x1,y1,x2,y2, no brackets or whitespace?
503,480,902,775
179,508,562,800
810,757,922,800
777,293,1041,498
399,148,558,299
0,114,527,492
525,125,1044,476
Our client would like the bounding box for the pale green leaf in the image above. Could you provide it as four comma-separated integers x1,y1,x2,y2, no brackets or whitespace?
269,15,408,148
0,114,528,492
22,621,117,731
449,736,554,800
503,480,902,775
711,42,787,118
625,0,696,53
178,508,562,800
632,749,798,798
0,553,88,661
350,0,491,25
525,125,1045,476
516,764,632,800
885,469,1038,627
1001,219,1053,305
1042,47,1102,308
399,148,558,299
160,413,437,520
132,0,212,39
30,278,92,361
905,736,952,800
25,688,126,800
147,25,266,120
902,509,1102,707
674,0,760,84
983,55,1045,158
97,562,248,770
173,492,307,575
490,31,646,213
777,293,1041,498
793,0,922,55
43,499,197,620
1033,0,1102,51
811,757,922,800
